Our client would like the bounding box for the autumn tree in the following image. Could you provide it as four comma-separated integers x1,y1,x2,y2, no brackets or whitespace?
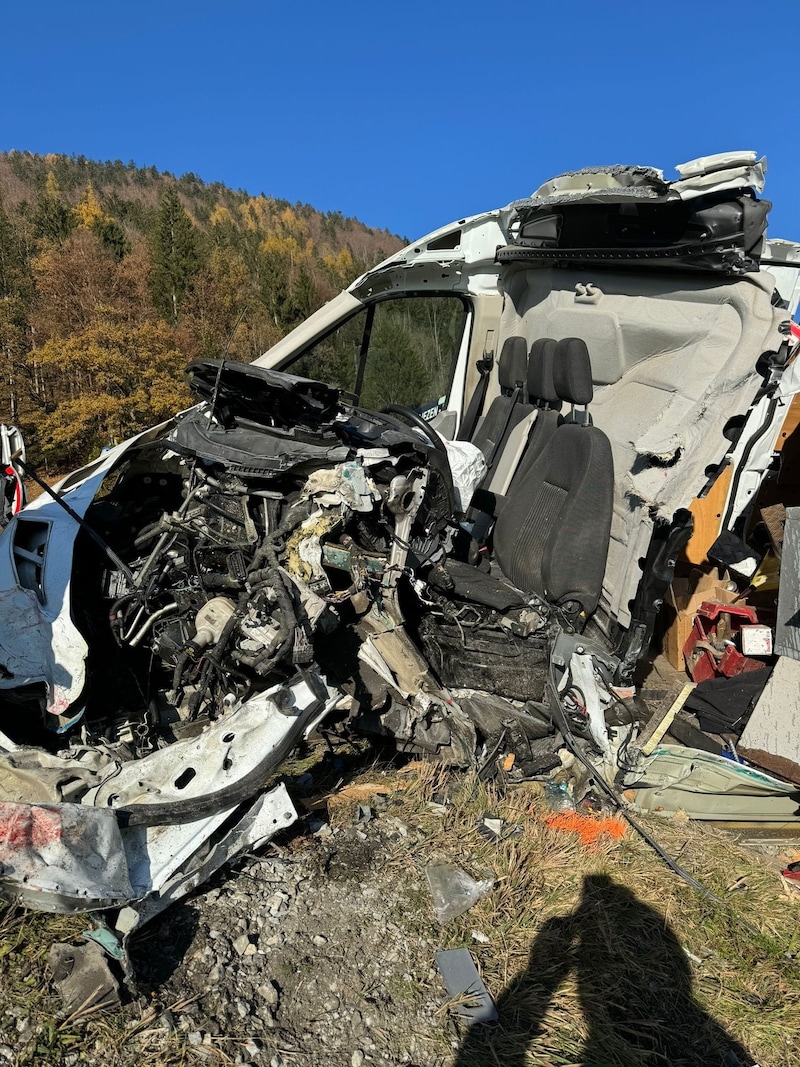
181,244,254,358
113,237,156,324
320,247,357,297
150,188,202,323
0,151,404,472
73,183,129,260
26,319,191,468
31,229,121,338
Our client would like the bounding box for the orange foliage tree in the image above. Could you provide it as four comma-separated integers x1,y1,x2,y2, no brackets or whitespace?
26,320,192,469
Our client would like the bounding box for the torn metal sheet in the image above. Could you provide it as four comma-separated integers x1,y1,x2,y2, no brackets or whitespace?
568,653,613,765
624,746,800,822
0,784,298,917
0,802,133,911
85,673,333,819
0,745,117,804
120,782,297,898
117,783,298,933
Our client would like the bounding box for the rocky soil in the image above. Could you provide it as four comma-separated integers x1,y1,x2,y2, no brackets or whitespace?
7,753,794,1067
125,803,456,1067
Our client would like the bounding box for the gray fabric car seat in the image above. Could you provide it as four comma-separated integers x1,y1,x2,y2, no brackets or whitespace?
493,337,613,617
444,337,614,622
466,336,560,520
469,336,532,468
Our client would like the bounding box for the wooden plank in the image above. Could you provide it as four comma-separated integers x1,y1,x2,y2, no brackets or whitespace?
639,683,695,756
774,393,800,452
775,507,800,660
683,464,733,565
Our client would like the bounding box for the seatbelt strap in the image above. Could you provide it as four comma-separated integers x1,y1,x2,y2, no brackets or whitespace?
457,353,494,441
484,383,522,467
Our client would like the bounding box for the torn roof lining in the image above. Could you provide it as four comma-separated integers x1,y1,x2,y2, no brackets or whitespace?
511,154,766,212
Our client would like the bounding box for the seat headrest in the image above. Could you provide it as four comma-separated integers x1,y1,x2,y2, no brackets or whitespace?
497,336,528,393
553,337,593,405
527,338,558,404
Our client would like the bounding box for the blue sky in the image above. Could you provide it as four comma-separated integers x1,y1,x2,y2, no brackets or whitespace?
2,0,799,241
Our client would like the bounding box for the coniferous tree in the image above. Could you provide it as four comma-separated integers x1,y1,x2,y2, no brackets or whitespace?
150,187,201,323
73,183,130,261
92,216,130,261
32,173,75,243
0,199,33,424
0,200,28,299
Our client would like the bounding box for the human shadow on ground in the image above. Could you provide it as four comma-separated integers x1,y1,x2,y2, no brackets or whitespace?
453,873,754,1067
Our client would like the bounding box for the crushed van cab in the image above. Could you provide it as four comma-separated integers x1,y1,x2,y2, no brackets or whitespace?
0,151,799,931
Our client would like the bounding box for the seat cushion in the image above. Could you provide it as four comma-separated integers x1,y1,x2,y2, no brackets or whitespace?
441,559,527,611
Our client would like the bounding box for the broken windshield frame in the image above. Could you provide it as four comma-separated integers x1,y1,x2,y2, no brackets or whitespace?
277,292,471,419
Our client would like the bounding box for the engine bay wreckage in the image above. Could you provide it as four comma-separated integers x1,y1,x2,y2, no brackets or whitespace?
2,150,800,935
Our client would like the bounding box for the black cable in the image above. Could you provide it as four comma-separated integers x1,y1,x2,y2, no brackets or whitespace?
12,451,138,588
545,661,763,938
604,692,639,773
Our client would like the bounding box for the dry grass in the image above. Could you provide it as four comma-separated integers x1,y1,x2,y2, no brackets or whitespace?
0,901,194,1065
381,761,800,1066
2,754,799,1065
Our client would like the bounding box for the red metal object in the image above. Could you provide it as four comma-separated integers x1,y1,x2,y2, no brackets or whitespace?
683,600,766,682
3,465,23,516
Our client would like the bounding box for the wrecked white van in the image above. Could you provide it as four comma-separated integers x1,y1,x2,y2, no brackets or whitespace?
0,151,799,923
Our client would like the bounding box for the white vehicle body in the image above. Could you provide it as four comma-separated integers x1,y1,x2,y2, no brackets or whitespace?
0,151,798,925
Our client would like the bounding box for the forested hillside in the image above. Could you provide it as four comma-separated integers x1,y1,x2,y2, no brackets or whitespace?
0,151,403,471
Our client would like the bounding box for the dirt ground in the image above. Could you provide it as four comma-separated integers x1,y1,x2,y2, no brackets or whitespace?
128,814,453,1067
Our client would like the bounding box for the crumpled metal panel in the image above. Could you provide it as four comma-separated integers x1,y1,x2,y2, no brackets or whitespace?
0,418,177,716
0,801,133,911
514,165,669,209
0,674,324,915
117,783,298,934
0,745,117,804
120,780,297,897
0,785,299,918
0,586,88,718
86,673,334,814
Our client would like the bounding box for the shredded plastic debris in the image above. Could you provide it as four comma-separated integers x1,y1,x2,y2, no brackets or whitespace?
425,863,493,923
544,810,627,847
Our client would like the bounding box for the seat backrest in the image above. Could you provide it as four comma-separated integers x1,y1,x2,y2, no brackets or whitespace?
471,336,560,502
493,337,614,618
469,336,532,468
527,337,559,408
502,337,562,486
